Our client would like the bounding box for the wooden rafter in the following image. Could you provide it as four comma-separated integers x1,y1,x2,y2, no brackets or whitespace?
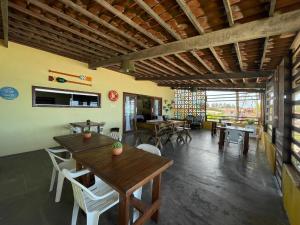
9,13,117,57
223,0,243,72
134,0,208,74
135,71,272,81
27,0,135,51
260,0,277,70
0,0,8,47
176,0,229,73
9,21,108,59
90,9,300,68
8,2,127,54
158,83,266,89
59,0,192,77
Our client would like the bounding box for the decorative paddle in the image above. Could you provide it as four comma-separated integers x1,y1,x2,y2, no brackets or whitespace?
49,69,92,81
48,76,92,86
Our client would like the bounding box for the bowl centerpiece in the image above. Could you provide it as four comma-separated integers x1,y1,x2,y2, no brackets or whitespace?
112,141,123,156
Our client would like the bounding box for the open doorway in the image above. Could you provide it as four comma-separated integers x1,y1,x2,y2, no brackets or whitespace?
123,93,162,132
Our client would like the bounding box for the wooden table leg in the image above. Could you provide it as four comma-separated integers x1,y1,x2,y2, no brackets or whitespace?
243,132,249,155
151,174,161,223
118,194,130,225
218,128,225,150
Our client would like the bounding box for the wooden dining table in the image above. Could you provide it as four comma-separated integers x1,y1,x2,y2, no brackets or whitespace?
53,133,173,225
217,125,254,154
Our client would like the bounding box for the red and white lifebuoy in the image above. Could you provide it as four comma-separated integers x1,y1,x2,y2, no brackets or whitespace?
108,90,119,102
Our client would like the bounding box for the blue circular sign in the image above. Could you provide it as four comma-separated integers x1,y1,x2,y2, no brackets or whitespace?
0,87,19,100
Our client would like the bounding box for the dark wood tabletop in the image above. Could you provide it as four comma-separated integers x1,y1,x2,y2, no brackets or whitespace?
73,144,173,195
53,133,115,153
70,121,105,128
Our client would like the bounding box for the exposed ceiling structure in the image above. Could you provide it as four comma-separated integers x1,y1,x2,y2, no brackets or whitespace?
1,0,300,91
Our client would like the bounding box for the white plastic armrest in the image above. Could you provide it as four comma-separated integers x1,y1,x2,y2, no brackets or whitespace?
67,169,117,201
48,148,69,153
86,189,116,201
69,169,91,178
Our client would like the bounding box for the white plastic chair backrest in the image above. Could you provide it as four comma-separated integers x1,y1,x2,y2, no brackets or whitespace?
71,126,81,134
157,116,163,121
227,129,244,143
62,169,89,211
45,148,65,171
110,131,121,141
136,144,161,156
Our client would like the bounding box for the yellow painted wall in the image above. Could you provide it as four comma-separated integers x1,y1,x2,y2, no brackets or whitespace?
260,132,276,174
282,165,300,225
0,42,174,156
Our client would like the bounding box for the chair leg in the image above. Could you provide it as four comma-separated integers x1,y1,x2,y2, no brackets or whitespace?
49,167,57,192
71,202,80,225
86,213,99,225
55,172,65,202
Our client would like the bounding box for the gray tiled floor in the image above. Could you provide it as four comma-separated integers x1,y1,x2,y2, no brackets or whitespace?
0,130,289,225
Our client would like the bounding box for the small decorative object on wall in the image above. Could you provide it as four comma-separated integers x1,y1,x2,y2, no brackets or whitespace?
0,87,19,100
48,70,92,87
49,70,92,81
108,90,119,102
48,76,92,86
112,141,123,156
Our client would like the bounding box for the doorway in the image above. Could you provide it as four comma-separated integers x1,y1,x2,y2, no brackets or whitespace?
123,93,162,132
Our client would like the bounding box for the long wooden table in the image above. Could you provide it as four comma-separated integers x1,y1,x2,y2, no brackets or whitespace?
53,133,173,225
217,126,254,155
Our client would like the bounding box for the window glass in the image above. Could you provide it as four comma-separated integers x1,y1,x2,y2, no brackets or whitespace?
292,118,300,129
291,156,300,173
291,143,300,157
292,105,300,115
292,131,300,142
292,91,300,101
33,87,100,108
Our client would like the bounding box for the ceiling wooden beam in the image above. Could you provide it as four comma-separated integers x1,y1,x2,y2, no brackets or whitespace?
158,83,266,89
136,71,272,81
9,20,108,59
27,0,135,51
176,0,228,73
134,0,209,74
8,2,126,54
174,87,264,93
94,0,195,77
223,0,244,72
260,0,277,70
0,0,8,47
89,9,300,68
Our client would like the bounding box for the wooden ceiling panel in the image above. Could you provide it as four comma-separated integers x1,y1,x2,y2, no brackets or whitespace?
262,33,296,70
276,0,300,14
2,0,300,90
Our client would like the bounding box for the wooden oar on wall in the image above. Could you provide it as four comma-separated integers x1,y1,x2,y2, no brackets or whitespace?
48,76,92,86
49,70,92,81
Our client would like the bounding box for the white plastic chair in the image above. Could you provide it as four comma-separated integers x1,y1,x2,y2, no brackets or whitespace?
245,125,256,138
62,169,119,225
133,144,161,222
225,130,244,154
45,148,76,202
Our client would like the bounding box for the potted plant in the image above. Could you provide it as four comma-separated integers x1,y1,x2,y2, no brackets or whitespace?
112,141,123,156
83,129,92,139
